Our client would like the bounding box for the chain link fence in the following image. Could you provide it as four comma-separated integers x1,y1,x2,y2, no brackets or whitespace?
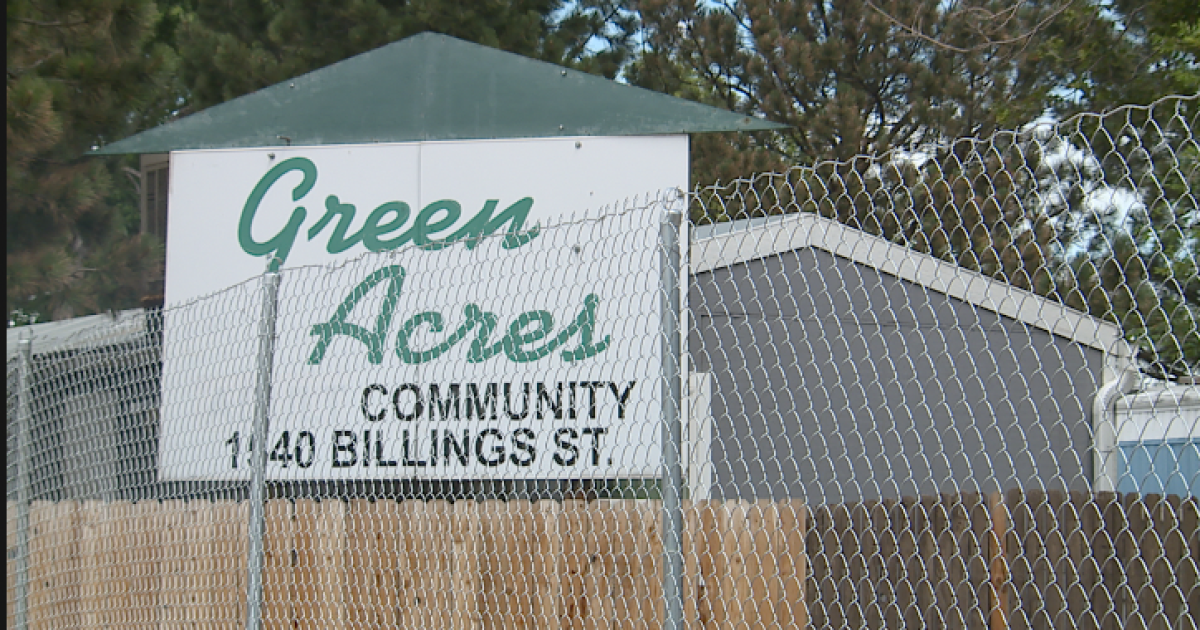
7,95,1198,629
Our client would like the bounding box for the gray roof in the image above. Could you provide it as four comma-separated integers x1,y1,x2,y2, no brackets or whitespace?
692,213,1133,359
6,309,149,359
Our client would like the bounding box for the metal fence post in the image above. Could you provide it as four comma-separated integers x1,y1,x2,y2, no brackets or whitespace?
14,337,34,630
246,269,281,630
660,207,684,630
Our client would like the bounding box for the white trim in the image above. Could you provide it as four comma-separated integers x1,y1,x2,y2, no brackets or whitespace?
1093,369,1141,492
685,372,713,501
691,212,1134,358
1116,385,1200,443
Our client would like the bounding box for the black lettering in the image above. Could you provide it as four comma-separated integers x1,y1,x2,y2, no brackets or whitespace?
476,428,505,466
402,430,427,467
608,381,636,419
581,427,608,465
536,382,562,419
443,430,470,465
361,384,387,421
553,428,579,466
375,431,397,467
581,382,603,419
510,428,536,466
332,430,357,467
465,383,498,420
393,383,423,421
505,383,530,420
429,383,461,420
269,431,293,467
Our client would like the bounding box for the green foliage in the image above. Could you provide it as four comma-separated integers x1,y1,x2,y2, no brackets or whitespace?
165,0,639,113
1068,0,1200,110
1056,102,1200,380
633,0,1088,182
7,0,174,321
632,0,1199,184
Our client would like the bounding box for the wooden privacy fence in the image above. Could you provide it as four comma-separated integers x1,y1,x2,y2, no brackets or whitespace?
805,491,1199,630
5,492,1197,630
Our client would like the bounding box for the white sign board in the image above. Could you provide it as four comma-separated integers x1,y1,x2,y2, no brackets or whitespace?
158,136,686,481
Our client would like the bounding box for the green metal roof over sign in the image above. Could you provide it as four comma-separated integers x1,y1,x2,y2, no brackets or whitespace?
94,32,784,155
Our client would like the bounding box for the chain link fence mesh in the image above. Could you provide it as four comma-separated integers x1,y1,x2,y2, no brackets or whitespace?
7,95,1199,629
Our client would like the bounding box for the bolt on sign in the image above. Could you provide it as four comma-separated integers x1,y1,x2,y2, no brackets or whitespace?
157,136,686,480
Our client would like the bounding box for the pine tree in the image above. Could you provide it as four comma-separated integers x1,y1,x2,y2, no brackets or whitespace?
1065,0,1199,110
164,0,639,113
1050,99,1200,380
632,0,1086,179
7,0,177,322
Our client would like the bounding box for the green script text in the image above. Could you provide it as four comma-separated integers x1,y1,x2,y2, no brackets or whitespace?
239,157,540,270
308,266,611,365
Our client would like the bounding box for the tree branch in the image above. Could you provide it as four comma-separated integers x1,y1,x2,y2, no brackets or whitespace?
122,167,142,196
13,17,88,28
7,51,62,77
863,0,1076,54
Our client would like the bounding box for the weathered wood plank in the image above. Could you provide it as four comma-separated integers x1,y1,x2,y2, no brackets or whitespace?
31,501,82,630
899,496,923,630
126,502,162,629
843,501,865,630
6,501,15,630
315,500,348,628
1178,497,1199,630
1076,492,1097,630
263,499,296,630
452,500,482,630
959,493,987,630
631,500,663,630
76,500,106,628
916,496,945,628
776,500,807,630
696,501,721,630
559,499,590,630
344,499,400,629
1098,492,1125,630
582,501,614,630
680,502,699,630
722,500,752,630
988,492,1009,630
533,500,563,630
1124,493,1151,630
394,500,420,630
752,500,778,630
1154,495,1186,630
1007,489,1035,630
291,499,320,630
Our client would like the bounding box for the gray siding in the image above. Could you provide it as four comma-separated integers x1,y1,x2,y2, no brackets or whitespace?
690,248,1104,503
